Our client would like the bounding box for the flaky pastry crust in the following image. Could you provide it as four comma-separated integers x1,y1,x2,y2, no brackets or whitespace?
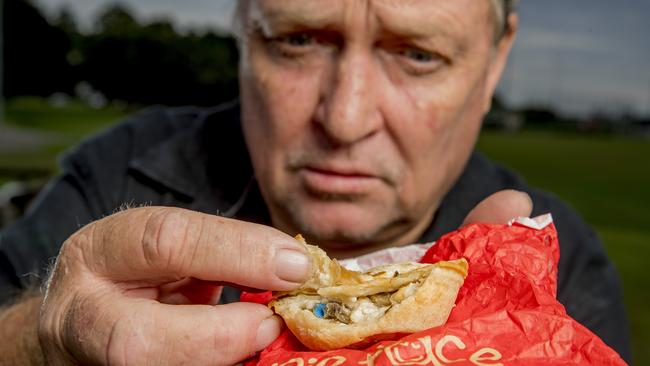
270,235,468,350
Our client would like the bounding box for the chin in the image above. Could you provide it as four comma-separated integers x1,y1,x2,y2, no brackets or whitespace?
286,200,399,248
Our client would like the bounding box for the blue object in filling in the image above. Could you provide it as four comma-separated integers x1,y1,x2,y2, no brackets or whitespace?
313,303,327,318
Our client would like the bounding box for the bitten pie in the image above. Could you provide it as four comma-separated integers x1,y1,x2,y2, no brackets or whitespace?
270,235,469,350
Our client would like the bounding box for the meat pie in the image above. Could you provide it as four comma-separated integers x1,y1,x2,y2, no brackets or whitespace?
270,235,468,350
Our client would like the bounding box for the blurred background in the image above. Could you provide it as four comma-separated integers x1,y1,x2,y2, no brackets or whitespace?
0,0,648,363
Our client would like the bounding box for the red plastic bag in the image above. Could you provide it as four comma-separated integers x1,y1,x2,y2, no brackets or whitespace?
242,217,627,365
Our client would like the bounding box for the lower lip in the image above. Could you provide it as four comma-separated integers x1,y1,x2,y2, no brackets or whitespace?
300,168,381,195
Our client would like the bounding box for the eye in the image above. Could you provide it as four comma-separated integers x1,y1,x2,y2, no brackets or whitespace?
395,47,447,76
266,32,319,59
278,32,314,47
399,48,435,63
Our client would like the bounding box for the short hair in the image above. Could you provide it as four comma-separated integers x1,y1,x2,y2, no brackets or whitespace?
492,0,518,39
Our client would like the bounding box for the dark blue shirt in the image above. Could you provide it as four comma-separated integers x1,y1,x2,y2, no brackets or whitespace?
0,102,631,362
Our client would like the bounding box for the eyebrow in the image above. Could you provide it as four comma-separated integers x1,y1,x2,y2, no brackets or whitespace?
251,1,340,34
377,11,469,57
373,2,466,42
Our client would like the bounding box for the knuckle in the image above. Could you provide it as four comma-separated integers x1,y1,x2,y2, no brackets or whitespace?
216,224,273,282
141,208,192,274
242,229,276,277
224,226,248,273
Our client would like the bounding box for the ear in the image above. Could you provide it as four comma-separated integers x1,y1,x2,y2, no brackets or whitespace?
482,13,519,114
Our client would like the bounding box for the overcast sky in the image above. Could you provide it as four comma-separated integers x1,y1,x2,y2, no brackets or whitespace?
34,0,650,117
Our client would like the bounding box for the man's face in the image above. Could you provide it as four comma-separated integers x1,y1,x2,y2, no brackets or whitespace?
239,0,515,251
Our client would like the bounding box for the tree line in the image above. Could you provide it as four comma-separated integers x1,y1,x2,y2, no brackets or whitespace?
3,0,239,106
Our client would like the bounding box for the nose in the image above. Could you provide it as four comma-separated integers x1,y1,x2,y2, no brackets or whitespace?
316,48,382,146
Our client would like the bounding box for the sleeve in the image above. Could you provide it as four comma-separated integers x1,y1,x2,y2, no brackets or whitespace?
0,170,99,305
531,190,632,363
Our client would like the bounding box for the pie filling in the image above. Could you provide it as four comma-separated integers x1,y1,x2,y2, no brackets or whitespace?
274,259,437,325
304,280,422,324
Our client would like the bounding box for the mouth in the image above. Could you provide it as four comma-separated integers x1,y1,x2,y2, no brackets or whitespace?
299,166,383,196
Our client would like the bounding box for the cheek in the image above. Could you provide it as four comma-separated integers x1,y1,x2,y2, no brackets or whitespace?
381,66,488,203
240,47,325,165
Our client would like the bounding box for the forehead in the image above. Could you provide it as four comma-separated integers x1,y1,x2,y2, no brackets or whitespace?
248,0,493,38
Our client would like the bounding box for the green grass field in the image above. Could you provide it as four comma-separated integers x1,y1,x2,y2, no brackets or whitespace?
2,97,648,364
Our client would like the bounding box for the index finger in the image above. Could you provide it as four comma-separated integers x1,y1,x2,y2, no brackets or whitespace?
73,207,311,291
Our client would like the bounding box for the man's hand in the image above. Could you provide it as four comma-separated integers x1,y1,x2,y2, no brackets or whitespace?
462,189,533,226
38,207,311,365
10,190,530,365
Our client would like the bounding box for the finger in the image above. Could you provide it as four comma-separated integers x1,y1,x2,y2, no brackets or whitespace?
118,302,281,366
70,295,282,366
78,207,311,291
462,189,533,226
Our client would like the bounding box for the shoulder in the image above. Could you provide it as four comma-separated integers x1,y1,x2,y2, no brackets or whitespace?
60,105,205,168
54,102,242,210
59,101,241,182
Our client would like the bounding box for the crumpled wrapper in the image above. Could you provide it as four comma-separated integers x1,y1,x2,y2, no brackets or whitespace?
242,215,627,365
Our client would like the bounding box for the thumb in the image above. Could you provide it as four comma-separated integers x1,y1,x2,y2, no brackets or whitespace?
462,189,533,226
103,301,283,365
87,207,311,291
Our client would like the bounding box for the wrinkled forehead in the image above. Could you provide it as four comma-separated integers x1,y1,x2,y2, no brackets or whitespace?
238,0,494,40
